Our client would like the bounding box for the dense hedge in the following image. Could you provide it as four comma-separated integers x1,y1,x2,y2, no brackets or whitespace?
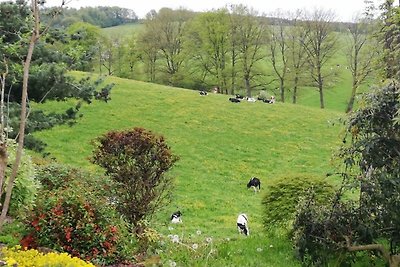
262,173,336,231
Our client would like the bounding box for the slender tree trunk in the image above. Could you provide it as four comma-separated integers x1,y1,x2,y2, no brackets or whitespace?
346,83,358,113
280,78,285,103
293,74,299,104
244,75,251,97
317,66,325,109
0,0,39,231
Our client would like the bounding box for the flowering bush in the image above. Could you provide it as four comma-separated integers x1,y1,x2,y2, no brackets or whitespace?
1,246,95,267
24,164,136,265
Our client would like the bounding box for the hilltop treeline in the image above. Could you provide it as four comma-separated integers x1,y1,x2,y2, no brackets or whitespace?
42,5,139,28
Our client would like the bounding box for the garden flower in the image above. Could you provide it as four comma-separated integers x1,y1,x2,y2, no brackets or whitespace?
169,260,177,267
192,243,199,250
172,235,179,243
205,237,213,243
257,247,263,252
196,230,202,235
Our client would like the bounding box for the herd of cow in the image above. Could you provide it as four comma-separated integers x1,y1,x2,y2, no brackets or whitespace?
199,90,275,104
170,177,261,237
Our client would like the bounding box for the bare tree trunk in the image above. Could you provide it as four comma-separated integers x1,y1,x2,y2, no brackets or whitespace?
293,74,299,104
244,75,251,97
317,67,325,109
0,0,40,231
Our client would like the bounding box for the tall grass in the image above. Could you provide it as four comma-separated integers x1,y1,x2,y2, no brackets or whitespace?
33,72,345,266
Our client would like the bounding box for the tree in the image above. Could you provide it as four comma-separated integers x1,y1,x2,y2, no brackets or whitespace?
301,9,338,109
286,10,308,104
91,127,179,234
0,0,114,230
230,4,268,97
143,8,193,86
0,0,44,231
136,12,160,83
344,16,377,113
65,21,101,71
269,10,290,102
185,10,231,92
292,81,400,266
377,0,400,79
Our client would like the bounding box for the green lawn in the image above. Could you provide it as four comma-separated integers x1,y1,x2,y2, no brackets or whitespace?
33,72,345,266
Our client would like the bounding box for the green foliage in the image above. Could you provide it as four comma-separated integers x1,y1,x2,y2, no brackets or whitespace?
378,1,400,79
91,127,179,231
262,173,336,231
0,221,28,246
26,164,136,265
292,81,400,266
43,6,139,29
2,140,38,219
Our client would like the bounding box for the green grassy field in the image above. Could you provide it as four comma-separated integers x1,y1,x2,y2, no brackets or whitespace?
33,71,346,266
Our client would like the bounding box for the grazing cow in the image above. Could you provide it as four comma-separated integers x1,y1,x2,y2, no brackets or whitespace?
237,213,249,236
247,177,261,192
263,96,275,104
235,94,245,99
199,90,208,96
171,211,182,223
229,97,241,103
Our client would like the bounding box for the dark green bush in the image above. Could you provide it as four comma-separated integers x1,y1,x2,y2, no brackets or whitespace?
91,127,179,233
262,173,336,231
24,164,136,265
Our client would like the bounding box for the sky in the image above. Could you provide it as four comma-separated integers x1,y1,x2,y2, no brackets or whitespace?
1,0,388,22
44,0,386,22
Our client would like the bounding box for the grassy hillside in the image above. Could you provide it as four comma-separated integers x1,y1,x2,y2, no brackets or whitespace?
33,72,345,266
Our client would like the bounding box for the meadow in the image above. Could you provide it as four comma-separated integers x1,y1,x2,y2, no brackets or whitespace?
32,71,347,266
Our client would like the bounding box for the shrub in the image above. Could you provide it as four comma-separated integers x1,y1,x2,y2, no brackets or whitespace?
24,164,136,265
91,127,179,233
1,245,95,267
2,139,39,219
261,173,336,231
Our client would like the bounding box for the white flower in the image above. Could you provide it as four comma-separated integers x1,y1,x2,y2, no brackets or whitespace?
257,247,263,252
169,260,177,267
196,230,202,235
225,237,230,241
167,234,173,239
192,243,199,250
168,226,174,231
172,235,179,243
269,244,274,248
206,237,213,243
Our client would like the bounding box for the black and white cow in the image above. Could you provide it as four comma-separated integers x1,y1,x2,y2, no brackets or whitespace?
199,90,208,96
247,177,261,192
170,211,182,223
237,213,249,236
235,94,245,99
229,97,241,103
